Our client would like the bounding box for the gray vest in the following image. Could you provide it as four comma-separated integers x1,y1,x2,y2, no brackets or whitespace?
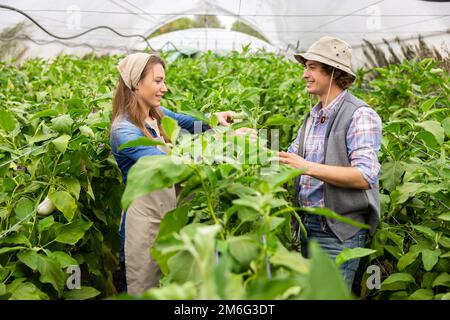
293,92,380,242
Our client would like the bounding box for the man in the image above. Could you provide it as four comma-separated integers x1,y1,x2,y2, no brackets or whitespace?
278,36,382,288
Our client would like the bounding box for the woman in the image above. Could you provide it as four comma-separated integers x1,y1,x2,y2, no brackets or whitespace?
109,53,233,294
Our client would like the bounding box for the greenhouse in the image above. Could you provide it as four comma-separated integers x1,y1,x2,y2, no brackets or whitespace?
0,0,449,305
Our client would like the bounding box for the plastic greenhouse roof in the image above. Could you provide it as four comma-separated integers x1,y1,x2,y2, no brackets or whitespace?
0,0,449,64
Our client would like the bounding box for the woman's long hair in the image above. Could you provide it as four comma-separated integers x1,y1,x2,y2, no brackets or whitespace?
111,55,170,142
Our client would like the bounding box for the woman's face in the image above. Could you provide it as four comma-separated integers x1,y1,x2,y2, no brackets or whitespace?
136,63,168,109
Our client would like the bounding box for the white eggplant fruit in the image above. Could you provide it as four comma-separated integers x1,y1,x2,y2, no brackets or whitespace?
37,196,55,216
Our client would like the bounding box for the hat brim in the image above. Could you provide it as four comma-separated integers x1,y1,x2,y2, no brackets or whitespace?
294,52,356,78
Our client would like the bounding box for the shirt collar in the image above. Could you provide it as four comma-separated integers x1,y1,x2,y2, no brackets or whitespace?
310,90,347,118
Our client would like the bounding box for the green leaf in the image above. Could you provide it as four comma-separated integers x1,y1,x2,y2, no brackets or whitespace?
141,282,197,300
380,161,406,192
227,234,259,267
121,155,193,209
167,250,198,283
397,250,420,271
381,273,416,291
335,248,377,266
157,205,190,240
422,249,441,271
17,250,66,296
118,136,166,151
442,117,450,138
305,241,351,299
161,116,180,143
415,120,444,145
29,109,59,120
62,286,100,300
300,207,371,230
408,289,434,300
38,216,55,234
263,114,296,127
52,134,71,154
390,183,423,205
49,251,78,268
9,282,49,300
0,109,19,132
411,225,436,240
49,191,77,222
55,219,93,245
437,212,450,222
269,250,309,274
420,97,439,112
0,233,31,247
59,177,81,200
14,197,34,220
51,115,74,134
79,125,94,138
432,272,450,287
0,246,27,255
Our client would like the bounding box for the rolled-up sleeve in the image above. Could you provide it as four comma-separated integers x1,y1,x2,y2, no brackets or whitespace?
346,106,382,188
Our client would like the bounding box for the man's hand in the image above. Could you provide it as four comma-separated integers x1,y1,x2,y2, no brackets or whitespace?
277,151,312,171
214,111,235,126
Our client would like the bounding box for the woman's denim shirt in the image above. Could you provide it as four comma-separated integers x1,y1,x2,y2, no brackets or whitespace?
110,107,209,184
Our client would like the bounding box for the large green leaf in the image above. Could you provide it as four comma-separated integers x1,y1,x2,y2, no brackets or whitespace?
157,205,190,240
437,212,450,222
408,289,434,300
17,250,66,296
167,250,198,283
51,115,74,135
0,109,19,132
415,120,444,145
118,137,166,151
432,272,450,288
59,177,81,200
62,286,100,300
421,249,441,271
381,272,416,291
14,197,34,220
442,117,450,138
300,207,371,229
55,219,93,245
269,250,309,274
162,116,180,142
335,248,376,266
380,161,406,192
121,155,193,209
49,191,77,222
305,241,351,299
227,234,259,267
52,134,71,154
263,114,296,127
9,282,49,300
397,250,421,271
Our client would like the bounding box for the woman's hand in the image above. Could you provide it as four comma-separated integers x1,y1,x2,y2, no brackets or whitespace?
277,151,313,172
214,111,235,126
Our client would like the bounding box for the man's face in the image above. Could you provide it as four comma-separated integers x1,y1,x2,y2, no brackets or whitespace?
302,61,331,95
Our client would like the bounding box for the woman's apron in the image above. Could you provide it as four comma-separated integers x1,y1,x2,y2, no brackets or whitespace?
120,119,176,295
